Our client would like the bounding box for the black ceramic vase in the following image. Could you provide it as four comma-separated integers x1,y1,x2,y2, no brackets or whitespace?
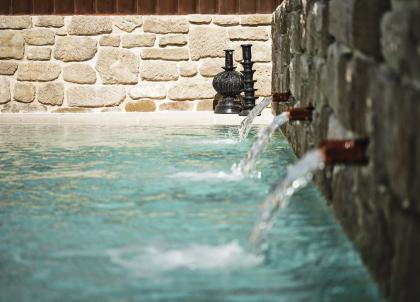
213,50,243,114
239,44,257,116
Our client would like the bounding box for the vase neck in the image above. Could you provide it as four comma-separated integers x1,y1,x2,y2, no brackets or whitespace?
224,50,234,71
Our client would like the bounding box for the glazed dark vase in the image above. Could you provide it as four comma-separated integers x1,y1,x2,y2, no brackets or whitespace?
213,50,243,114
239,44,257,116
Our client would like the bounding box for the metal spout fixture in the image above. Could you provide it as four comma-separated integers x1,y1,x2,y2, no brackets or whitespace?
213,49,243,114
320,139,369,165
287,105,314,121
272,91,291,103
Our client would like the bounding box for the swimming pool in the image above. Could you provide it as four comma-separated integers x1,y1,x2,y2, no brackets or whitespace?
0,124,383,301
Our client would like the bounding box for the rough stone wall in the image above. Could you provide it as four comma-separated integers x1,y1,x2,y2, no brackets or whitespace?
272,0,420,301
0,14,271,113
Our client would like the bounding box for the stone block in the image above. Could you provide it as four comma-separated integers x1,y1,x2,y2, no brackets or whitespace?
114,16,143,33
254,63,272,96
159,35,188,47
129,83,167,99
34,16,64,28
232,41,271,62
189,15,212,24
69,16,112,36
13,82,35,103
27,47,51,61
0,16,31,29
64,64,97,84
0,77,11,104
213,16,239,26
23,28,55,46
143,17,189,34
1,101,47,113
96,48,139,85
273,3,288,35
329,0,389,57
122,34,156,48
196,99,214,111
159,101,194,111
54,37,97,62
17,62,61,82
168,79,215,100
179,62,197,77
0,31,25,59
52,107,92,113
288,11,303,54
99,35,121,47
0,62,18,75
241,14,272,26
141,48,189,61
228,27,270,41
67,86,126,107
306,1,331,57
381,9,420,81
125,100,157,112
189,27,229,60
199,58,225,77
38,83,64,105
140,61,178,81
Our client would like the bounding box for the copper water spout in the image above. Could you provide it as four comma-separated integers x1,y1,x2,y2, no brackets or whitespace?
320,139,369,165
287,105,314,121
272,91,291,103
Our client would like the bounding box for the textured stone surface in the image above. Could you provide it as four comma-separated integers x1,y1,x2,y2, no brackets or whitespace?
179,62,197,77
241,14,272,25
0,62,18,75
67,86,126,107
54,37,97,62
140,61,178,81
23,28,55,45
63,64,96,84
306,1,331,57
0,31,25,59
143,17,189,34
159,35,188,47
114,16,143,33
34,16,64,28
1,101,47,113
168,79,215,100
99,35,121,47
125,100,156,112
141,48,189,61
199,58,224,77
52,107,92,113
189,15,212,24
96,48,139,84
189,27,230,60
37,83,64,105
122,34,156,48
129,83,167,99
0,77,11,104
13,82,35,103
0,16,31,29
196,99,214,111
213,16,239,26
254,63,272,96
69,16,112,36
229,27,270,41
27,47,51,61
159,101,194,111
17,62,61,81
232,41,271,62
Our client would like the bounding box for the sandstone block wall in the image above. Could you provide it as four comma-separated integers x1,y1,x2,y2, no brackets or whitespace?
0,15,272,113
272,1,420,301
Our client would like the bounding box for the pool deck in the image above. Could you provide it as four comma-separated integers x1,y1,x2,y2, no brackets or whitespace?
0,109,274,126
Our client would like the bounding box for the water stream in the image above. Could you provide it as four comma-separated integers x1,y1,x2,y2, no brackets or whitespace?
233,112,289,176
249,149,326,252
238,97,273,142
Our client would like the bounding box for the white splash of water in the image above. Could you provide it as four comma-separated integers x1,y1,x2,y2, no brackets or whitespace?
172,170,246,182
238,97,273,142
190,138,238,145
107,241,262,277
249,149,325,252
233,112,290,176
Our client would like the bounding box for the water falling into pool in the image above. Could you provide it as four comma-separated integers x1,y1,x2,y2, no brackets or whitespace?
233,112,290,176
238,97,273,142
249,149,326,252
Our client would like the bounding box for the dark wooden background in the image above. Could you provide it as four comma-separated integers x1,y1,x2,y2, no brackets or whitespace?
0,0,281,15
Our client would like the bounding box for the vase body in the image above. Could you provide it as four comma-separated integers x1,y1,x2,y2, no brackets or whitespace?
213,50,243,114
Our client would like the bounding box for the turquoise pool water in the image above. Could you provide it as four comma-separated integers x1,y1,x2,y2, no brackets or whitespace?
0,125,382,302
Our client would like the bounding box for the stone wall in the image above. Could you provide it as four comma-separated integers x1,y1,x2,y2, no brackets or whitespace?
0,14,271,113
272,0,420,301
